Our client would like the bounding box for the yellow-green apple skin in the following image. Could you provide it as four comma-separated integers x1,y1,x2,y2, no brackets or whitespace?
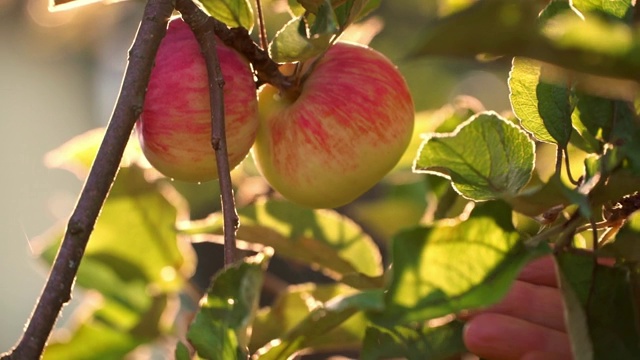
253,42,415,208
136,18,258,182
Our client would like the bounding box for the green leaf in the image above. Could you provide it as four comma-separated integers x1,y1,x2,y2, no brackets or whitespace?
410,0,640,81
44,127,143,179
413,111,535,201
608,100,640,174
269,17,332,62
555,253,594,360
572,0,633,21
43,318,143,360
39,166,195,293
371,201,550,326
334,0,381,30
180,198,383,287
252,285,383,358
43,293,172,359
361,321,467,360
309,0,339,36
555,252,640,359
175,341,191,360
188,253,269,360
509,57,573,145
199,0,254,31
38,166,192,357
288,0,306,17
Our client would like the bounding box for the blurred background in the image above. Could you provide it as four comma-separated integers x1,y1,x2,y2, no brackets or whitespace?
0,0,512,352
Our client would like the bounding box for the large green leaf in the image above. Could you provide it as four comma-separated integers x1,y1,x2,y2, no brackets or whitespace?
187,253,269,360
39,166,194,293
555,252,594,360
43,315,144,360
44,293,173,359
361,321,467,360
252,285,383,359
180,198,383,288
40,128,194,358
410,0,640,81
555,252,640,359
371,201,550,326
414,112,535,201
509,57,573,145
199,0,254,31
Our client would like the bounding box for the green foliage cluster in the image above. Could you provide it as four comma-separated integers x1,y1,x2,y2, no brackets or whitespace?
32,0,640,359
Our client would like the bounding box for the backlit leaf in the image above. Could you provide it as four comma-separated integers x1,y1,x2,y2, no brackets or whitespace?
180,198,383,288
187,253,269,359
371,201,550,326
414,112,535,201
509,57,573,145
270,17,332,62
44,127,143,179
555,252,640,359
410,0,640,81
252,285,383,358
361,321,467,360
572,0,633,21
200,0,254,31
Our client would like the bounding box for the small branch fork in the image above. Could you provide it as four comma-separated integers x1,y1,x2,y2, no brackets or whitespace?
0,0,175,358
174,0,292,91
176,0,239,265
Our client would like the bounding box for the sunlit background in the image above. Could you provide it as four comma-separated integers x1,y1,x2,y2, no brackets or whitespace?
0,0,510,352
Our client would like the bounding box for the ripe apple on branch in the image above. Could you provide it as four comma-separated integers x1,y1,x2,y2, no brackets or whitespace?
137,17,415,208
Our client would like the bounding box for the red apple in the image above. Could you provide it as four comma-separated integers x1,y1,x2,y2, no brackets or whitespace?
252,42,415,208
136,17,258,182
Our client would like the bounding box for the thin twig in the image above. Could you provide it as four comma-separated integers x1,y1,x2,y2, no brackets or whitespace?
255,0,269,50
174,0,292,92
563,147,580,185
177,0,239,266
0,1,175,358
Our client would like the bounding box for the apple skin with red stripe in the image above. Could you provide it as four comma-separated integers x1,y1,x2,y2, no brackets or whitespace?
136,18,258,182
252,42,415,208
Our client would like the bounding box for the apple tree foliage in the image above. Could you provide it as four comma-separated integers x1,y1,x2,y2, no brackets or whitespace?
20,0,640,359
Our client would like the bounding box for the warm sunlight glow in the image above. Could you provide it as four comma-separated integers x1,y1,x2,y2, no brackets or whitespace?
49,0,99,11
28,0,76,27
160,266,177,283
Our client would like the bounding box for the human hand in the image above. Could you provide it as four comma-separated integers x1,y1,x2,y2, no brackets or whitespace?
463,256,572,360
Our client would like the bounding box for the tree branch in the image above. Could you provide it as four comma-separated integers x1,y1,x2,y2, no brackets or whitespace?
174,0,292,91
0,0,175,358
177,0,239,266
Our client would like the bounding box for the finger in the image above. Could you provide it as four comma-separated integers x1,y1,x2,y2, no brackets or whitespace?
464,313,571,360
480,280,566,331
521,351,572,360
518,256,557,287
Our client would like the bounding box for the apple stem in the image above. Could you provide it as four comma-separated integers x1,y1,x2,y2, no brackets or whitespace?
178,0,240,267
175,0,294,93
0,1,175,359
255,0,269,51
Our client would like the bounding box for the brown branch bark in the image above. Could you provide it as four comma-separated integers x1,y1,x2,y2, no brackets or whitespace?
177,0,239,266
0,0,175,358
